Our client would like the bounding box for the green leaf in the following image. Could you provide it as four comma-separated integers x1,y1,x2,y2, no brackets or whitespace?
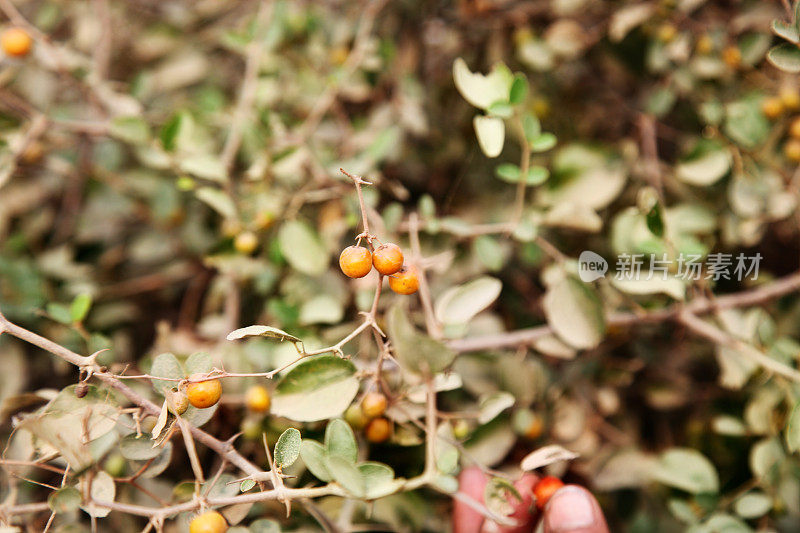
195,187,237,219
69,293,92,323
274,428,302,469
435,277,502,327
185,352,213,375
359,462,398,499
478,391,515,424
150,353,185,395
724,99,770,149
300,440,333,482
495,163,520,181
484,477,522,517
79,470,115,518
278,220,328,276
542,276,605,350
509,74,529,104
226,325,302,343
734,491,772,519
768,43,800,73
160,112,183,151
271,355,359,421
47,302,73,325
326,455,366,497
48,487,81,514
473,116,505,158
652,448,719,494
530,133,557,152
249,519,282,533
387,303,456,376
611,277,686,301
488,101,513,119
522,113,541,141
495,164,549,185
240,479,256,492
676,148,731,186
786,401,800,452
119,434,162,461
645,201,665,237
325,419,358,464
776,21,799,43
452,58,513,110
110,116,150,145
179,154,227,183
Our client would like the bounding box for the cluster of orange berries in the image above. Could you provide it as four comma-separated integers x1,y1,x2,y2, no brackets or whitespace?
1,27,32,58
339,241,419,295
345,391,392,443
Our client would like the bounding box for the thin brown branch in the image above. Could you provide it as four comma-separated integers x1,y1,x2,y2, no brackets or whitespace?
448,270,800,353
408,213,441,338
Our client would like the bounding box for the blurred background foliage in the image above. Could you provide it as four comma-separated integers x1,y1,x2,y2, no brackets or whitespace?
3,0,800,531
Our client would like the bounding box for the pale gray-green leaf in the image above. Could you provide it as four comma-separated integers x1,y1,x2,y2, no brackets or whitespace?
326,455,366,497
543,276,605,350
274,428,301,469
473,116,505,158
435,277,502,327
278,220,328,276
300,440,333,482
271,356,359,421
653,448,719,494
325,419,358,464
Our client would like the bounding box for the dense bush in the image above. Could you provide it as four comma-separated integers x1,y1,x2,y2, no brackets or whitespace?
3,0,800,531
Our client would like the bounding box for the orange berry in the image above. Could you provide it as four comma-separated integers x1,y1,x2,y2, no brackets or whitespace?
244,385,270,413
1,28,32,58
234,231,258,255
762,97,784,120
362,392,387,419
344,404,368,429
790,117,800,139
186,374,222,409
780,87,800,111
533,476,565,510
365,417,391,443
339,245,372,278
189,510,227,533
372,243,404,276
388,265,419,295
513,409,544,440
785,138,800,162
722,46,741,68
695,34,713,55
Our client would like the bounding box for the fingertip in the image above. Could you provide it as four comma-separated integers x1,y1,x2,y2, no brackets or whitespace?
543,485,609,533
454,467,489,533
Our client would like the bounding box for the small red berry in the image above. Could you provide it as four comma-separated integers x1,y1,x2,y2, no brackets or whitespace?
533,476,565,510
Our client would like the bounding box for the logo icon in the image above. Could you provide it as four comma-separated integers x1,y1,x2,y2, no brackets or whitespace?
578,251,608,282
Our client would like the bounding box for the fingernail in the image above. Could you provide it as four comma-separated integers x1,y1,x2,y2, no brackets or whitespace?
545,486,596,531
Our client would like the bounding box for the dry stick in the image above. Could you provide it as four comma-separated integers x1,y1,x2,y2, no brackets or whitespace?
0,310,260,478
91,0,112,81
220,0,273,178
340,168,374,244
679,311,800,382
408,213,441,339
509,116,532,228
447,271,800,378
175,416,205,485
287,0,386,147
